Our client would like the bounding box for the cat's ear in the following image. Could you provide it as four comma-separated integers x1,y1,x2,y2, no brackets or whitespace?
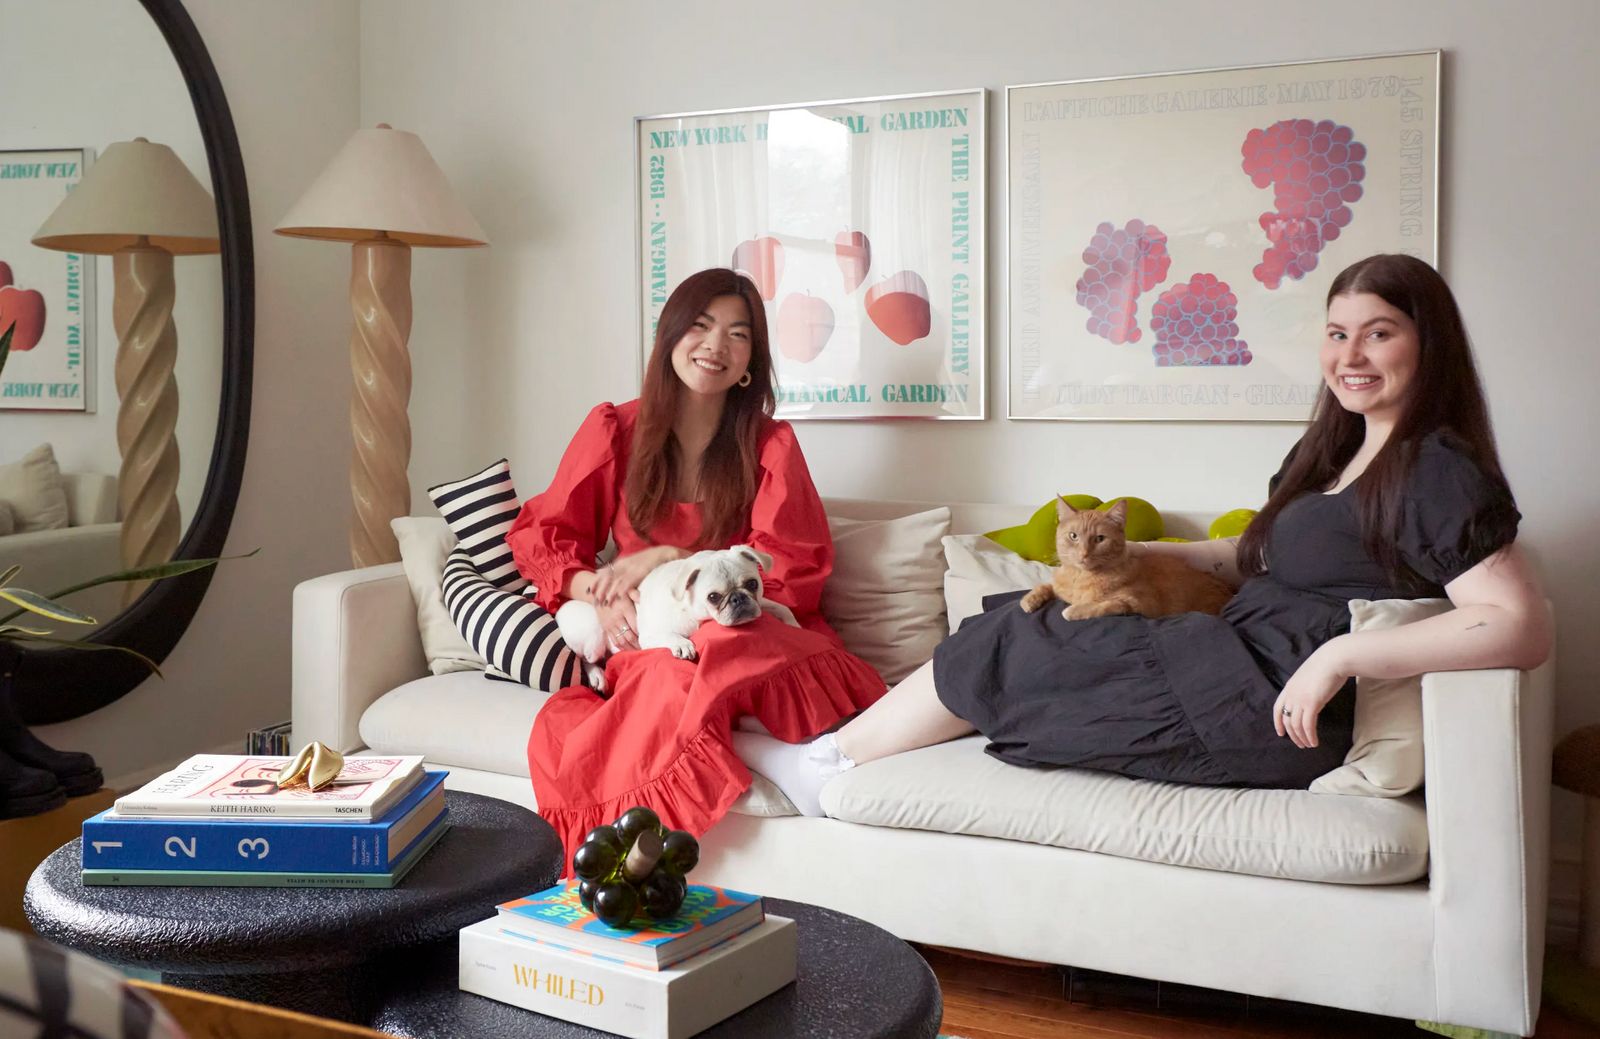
1106,499,1129,526
1056,495,1078,521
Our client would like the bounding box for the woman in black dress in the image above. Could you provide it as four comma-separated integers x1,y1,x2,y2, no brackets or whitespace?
739,254,1553,815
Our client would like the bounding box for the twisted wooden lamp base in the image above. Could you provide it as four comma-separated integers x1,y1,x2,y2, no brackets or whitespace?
347,236,413,568
112,244,182,605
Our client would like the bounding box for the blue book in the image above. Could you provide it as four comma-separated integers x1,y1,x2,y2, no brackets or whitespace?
82,815,450,888
81,770,447,873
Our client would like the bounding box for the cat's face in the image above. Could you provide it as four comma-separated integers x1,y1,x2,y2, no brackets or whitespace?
1055,498,1127,570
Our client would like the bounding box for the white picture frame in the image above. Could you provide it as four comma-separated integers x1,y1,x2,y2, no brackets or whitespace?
637,88,986,420
1006,51,1439,421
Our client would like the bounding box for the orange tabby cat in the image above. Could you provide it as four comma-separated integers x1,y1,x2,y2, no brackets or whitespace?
1019,498,1234,620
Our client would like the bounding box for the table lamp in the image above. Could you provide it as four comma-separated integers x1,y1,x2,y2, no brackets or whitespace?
32,137,220,602
274,124,487,568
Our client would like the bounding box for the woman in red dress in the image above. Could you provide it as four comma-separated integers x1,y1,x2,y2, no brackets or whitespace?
507,268,886,862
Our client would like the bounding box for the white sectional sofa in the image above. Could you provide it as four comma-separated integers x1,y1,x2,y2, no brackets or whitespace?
291,497,1556,1036
1,472,121,630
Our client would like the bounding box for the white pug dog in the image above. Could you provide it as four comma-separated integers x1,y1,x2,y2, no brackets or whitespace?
556,545,800,690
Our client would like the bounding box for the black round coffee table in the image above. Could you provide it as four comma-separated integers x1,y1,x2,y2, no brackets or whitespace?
24,790,562,1022
368,897,942,1038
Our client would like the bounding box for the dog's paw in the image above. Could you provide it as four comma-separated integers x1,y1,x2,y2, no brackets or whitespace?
584,662,608,692
668,636,698,661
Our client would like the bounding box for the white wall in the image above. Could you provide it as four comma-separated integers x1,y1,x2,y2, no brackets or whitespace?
32,0,362,784
360,0,1599,926
0,0,223,532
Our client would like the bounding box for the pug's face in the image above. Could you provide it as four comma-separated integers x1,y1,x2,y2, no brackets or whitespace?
679,546,772,627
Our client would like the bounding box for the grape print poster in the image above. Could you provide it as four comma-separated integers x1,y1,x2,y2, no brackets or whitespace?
638,89,984,420
1007,52,1438,421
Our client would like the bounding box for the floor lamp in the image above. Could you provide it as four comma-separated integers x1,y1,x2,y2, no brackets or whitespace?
275,124,488,568
32,138,219,603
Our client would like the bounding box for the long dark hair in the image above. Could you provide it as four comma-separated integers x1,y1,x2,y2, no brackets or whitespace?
1238,254,1509,583
625,268,775,548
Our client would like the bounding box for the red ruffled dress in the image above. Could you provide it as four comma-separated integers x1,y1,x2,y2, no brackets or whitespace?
507,400,887,864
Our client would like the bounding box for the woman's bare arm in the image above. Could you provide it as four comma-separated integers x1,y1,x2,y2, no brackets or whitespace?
1138,536,1245,589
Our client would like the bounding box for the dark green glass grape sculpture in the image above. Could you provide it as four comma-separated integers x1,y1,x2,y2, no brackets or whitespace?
571,806,700,927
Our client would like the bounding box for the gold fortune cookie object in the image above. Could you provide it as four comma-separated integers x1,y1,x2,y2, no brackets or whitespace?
276,741,345,791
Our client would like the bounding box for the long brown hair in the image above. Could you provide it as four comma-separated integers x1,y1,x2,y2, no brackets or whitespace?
1238,254,1509,585
625,268,775,548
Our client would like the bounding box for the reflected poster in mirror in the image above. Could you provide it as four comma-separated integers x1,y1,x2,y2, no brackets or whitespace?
0,148,96,413
637,89,985,421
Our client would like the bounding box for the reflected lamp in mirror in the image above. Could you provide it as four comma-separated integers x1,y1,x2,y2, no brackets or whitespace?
31,136,219,603
275,124,487,568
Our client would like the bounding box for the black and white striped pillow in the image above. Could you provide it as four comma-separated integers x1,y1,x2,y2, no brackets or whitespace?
441,547,584,689
427,459,526,592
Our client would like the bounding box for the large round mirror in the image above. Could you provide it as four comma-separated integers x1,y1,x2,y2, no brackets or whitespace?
0,0,251,724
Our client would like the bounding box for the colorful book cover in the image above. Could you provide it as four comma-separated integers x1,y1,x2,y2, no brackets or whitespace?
81,813,450,889
498,882,763,969
111,754,424,819
458,914,797,1039
82,771,446,873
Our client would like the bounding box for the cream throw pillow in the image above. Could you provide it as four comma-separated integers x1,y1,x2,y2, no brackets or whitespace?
0,444,69,533
1309,597,1453,798
821,508,951,685
391,516,485,675
0,501,14,536
941,533,1054,633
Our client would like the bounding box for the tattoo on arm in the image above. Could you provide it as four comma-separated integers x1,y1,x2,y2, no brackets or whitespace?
1465,622,1487,631
1212,562,1224,573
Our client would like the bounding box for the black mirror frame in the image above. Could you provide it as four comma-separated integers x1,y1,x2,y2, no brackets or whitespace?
13,0,253,726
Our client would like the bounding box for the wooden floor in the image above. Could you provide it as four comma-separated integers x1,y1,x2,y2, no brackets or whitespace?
919,946,1600,1039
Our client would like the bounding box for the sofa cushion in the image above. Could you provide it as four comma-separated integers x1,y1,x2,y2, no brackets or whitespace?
942,533,1053,633
427,458,526,592
359,672,797,818
442,546,581,690
1310,597,1452,798
0,443,69,533
822,508,951,684
391,516,484,676
821,736,1428,884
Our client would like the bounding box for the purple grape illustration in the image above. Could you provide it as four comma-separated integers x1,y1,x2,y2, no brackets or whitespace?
1076,219,1171,345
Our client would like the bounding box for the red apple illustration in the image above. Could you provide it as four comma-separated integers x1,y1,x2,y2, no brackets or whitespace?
865,271,932,346
732,236,784,300
0,261,13,289
834,231,871,293
0,284,47,352
777,292,835,363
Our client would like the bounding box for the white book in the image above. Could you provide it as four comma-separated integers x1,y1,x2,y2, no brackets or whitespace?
458,914,797,1039
111,754,425,820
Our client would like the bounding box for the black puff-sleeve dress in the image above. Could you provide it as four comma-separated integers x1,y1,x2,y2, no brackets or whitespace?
932,430,1521,789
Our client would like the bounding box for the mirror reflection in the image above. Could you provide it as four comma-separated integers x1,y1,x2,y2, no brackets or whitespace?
0,0,222,637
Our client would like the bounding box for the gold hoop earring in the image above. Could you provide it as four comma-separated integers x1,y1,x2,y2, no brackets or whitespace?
737,371,753,388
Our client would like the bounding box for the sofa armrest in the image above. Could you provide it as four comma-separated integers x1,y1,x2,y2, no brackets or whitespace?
1422,657,1556,1035
291,564,428,755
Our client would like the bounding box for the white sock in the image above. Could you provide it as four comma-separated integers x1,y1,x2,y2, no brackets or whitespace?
731,731,855,818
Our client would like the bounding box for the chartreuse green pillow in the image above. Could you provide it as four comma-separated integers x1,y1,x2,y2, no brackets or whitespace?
1209,508,1257,539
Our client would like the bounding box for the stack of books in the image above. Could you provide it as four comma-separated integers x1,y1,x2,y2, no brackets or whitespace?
80,754,449,888
245,721,293,756
459,881,796,1038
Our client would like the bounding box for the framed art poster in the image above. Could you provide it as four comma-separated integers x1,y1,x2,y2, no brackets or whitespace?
1,147,96,412
637,89,985,420
1007,51,1438,421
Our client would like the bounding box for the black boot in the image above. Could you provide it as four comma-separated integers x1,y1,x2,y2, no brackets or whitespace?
0,645,104,797
0,746,67,819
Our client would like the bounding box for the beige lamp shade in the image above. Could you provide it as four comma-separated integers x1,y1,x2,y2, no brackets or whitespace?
274,125,488,247
32,137,219,255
